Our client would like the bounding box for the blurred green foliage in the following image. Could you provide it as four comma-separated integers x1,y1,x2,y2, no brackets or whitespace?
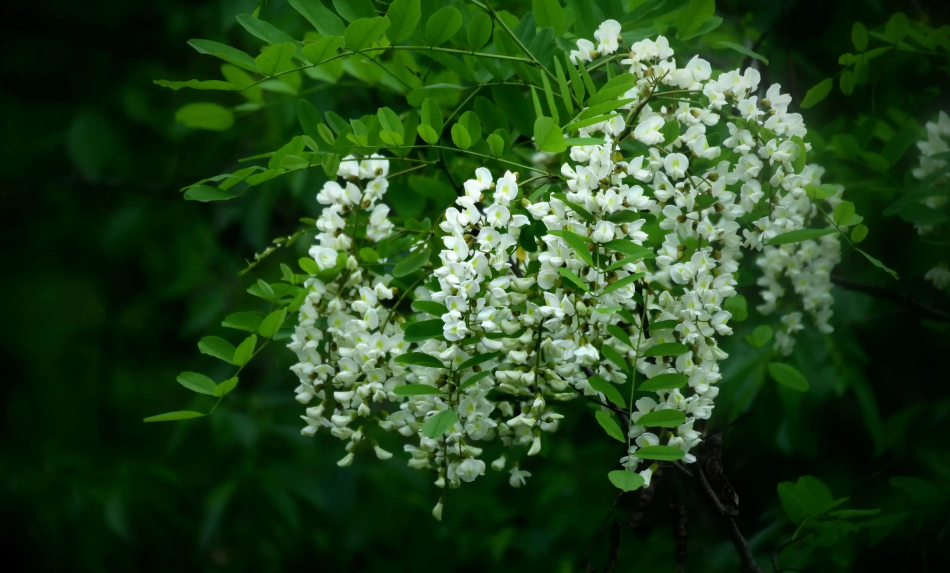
3,0,950,571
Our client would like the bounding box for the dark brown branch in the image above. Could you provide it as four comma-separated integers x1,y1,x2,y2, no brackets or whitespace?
675,463,764,573
831,274,950,321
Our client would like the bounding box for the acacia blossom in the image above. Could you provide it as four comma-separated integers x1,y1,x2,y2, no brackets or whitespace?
286,26,842,517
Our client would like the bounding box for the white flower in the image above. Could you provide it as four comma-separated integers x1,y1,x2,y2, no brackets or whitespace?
634,116,665,145
509,467,532,488
570,38,596,64
926,264,950,290
594,20,621,54
663,153,689,180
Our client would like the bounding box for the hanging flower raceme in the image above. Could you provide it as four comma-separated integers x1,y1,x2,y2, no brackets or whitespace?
288,24,842,517
909,111,950,291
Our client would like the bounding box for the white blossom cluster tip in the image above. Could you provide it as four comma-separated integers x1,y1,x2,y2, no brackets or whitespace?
289,153,404,466
911,111,949,235
286,25,842,517
570,19,622,64
911,111,949,290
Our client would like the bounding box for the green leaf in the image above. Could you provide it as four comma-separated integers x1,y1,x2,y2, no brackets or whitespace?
412,300,447,316
395,352,445,368
642,343,689,358
451,123,472,149
586,75,638,107
801,78,833,109
601,345,629,373
716,41,769,65
766,228,835,245
607,324,633,349
183,185,238,202
588,376,626,408
417,124,439,144
259,308,287,338
768,362,810,391
564,54,584,102
534,116,566,153
724,295,748,321
551,229,594,266
144,410,206,423
833,201,856,226
578,98,636,121
236,13,297,46
155,79,236,91
333,0,375,22
359,247,380,262
232,334,257,367
676,0,716,40
604,240,654,259
852,22,869,51
567,0,597,38
213,377,239,397
577,60,597,96
404,319,444,342
458,111,481,145
393,246,429,277
649,320,679,331
188,39,259,73
636,445,685,461
857,248,899,279
851,224,869,243
595,410,625,442
175,103,234,131
840,69,855,96
394,383,443,396
387,0,421,44
466,12,492,49
458,351,503,371
746,324,774,348
458,370,493,391
791,135,807,174
553,57,574,115
777,482,811,523
419,97,443,137
487,133,504,157
222,312,263,332
533,0,565,35
177,372,217,395
636,409,686,428
422,409,459,438
297,99,325,143
660,119,680,146
540,74,559,124
288,0,346,36
425,6,462,46
255,42,297,76
558,267,589,292
300,35,345,65
885,12,908,43
198,336,236,364
608,470,645,492
344,17,391,52
638,373,688,392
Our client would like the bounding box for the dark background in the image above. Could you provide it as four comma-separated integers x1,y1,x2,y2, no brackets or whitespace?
2,1,949,571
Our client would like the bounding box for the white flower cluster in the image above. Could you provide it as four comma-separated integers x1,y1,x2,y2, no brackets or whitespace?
286,25,842,517
288,154,406,466
911,111,949,290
